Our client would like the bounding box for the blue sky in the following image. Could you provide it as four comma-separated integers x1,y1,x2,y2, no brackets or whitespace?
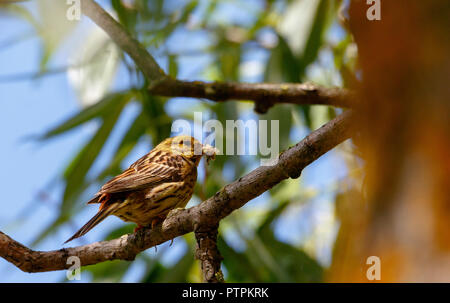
0,8,82,282
0,0,349,282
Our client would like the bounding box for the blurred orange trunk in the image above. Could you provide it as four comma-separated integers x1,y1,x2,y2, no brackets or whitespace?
328,0,450,282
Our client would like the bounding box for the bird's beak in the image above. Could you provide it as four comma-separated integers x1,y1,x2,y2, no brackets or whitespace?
202,144,219,164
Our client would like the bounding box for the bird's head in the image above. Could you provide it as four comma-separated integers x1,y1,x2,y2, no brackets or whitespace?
158,135,219,165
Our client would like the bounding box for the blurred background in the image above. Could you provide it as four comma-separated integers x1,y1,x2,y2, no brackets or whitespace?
0,0,361,282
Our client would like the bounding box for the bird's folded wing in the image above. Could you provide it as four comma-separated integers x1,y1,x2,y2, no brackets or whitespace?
99,161,180,194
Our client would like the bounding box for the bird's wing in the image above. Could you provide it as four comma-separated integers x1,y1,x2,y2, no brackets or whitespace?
98,156,180,195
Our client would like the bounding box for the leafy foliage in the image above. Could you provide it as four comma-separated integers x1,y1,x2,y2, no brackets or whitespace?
6,0,357,282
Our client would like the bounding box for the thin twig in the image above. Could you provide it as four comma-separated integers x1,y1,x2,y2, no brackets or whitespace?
81,0,166,84
150,78,356,113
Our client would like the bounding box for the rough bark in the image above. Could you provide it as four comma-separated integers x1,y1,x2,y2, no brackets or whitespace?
150,78,355,113
195,225,224,283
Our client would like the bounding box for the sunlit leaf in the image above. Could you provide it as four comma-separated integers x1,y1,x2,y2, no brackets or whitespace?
1,3,39,29
36,0,78,69
298,0,335,73
67,28,121,107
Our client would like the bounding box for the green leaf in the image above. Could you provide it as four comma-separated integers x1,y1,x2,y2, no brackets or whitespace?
157,248,195,282
256,208,324,282
258,104,293,153
67,35,121,107
265,34,301,83
168,54,178,78
141,261,166,283
61,94,131,214
298,0,334,75
140,92,172,144
97,108,150,181
257,228,324,282
40,91,135,140
269,0,337,128
1,3,40,30
104,224,135,241
36,0,78,70
256,200,290,233
216,36,242,81
298,0,337,128
142,0,198,48
84,259,133,282
218,236,263,282
111,0,138,33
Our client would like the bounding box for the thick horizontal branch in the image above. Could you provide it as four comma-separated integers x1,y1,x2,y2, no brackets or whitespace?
81,0,355,112
0,111,354,273
150,78,356,113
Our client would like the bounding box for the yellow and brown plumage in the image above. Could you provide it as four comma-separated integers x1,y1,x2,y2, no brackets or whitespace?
64,135,218,243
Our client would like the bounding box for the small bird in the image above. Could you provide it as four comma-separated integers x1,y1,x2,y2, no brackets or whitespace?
64,135,218,244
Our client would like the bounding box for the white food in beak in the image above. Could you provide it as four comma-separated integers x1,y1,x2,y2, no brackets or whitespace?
202,144,219,164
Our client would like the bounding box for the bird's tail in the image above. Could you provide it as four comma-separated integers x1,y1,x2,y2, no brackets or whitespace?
64,203,119,244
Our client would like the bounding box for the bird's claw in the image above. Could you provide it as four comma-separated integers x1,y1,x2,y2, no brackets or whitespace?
134,224,144,233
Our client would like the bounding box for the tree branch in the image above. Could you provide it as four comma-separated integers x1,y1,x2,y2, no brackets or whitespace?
194,225,224,283
80,0,355,112
80,0,165,83
0,111,354,273
1,1,357,277
150,78,355,113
